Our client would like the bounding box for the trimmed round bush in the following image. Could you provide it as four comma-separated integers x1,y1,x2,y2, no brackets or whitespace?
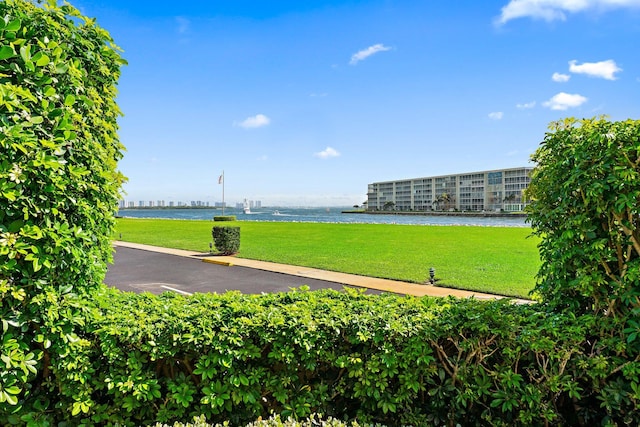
212,226,240,255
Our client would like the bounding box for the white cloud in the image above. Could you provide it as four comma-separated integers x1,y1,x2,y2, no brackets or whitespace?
314,147,340,159
488,112,504,120
516,101,536,109
349,44,391,65
176,16,190,34
234,114,271,129
569,59,622,80
543,92,588,110
552,72,571,82
496,0,640,25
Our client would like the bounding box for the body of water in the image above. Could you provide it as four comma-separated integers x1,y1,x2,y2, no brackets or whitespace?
118,207,529,227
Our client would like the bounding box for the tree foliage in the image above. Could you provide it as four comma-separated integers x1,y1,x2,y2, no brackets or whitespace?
527,117,640,319
0,0,125,414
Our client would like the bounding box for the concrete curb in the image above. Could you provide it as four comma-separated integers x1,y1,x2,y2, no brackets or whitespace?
202,258,234,267
112,241,533,303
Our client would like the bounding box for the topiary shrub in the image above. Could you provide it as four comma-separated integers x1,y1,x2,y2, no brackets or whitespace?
0,0,125,418
212,226,240,255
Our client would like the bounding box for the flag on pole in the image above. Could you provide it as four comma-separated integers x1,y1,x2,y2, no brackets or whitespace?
218,174,223,184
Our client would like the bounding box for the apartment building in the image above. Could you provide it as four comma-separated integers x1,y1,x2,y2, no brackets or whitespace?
367,167,533,212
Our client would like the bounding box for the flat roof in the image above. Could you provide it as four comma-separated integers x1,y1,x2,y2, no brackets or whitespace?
370,166,534,185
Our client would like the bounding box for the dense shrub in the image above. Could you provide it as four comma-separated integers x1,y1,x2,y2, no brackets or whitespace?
526,118,640,374
0,0,125,418
213,216,237,222
212,226,240,255
526,117,640,425
151,414,385,427
3,286,624,426
527,117,640,319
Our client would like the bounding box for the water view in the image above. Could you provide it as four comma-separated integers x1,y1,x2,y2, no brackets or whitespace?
117,207,529,227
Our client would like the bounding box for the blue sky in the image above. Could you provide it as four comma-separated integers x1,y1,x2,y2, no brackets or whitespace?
72,0,640,207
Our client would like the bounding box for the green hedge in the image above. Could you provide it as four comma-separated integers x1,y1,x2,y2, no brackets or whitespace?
5,286,635,426
213,216,237,222
151,414,385,427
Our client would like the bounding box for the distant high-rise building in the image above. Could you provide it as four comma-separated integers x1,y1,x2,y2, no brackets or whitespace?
128,201,135,208
138,200,145,208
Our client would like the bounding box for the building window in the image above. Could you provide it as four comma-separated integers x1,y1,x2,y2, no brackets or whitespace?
488,172,502,185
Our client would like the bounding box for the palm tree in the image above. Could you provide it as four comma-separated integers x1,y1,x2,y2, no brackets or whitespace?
436,193,451,211
503,193,517,203
383,201,395,211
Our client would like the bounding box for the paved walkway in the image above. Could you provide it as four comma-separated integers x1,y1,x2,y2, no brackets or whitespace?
111,241,531,303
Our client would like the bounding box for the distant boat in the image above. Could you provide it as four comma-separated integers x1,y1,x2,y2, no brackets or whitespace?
243,199,251,214
273,210,280,215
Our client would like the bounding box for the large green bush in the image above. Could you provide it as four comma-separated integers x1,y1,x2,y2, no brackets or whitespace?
0,0,125,415
525,117,640,425
527,117,640,319
9,286,628,426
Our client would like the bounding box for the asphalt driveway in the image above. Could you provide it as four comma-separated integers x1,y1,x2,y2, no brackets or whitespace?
105,246,356,295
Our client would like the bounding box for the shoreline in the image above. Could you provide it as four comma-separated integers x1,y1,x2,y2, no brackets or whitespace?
342,210,527,218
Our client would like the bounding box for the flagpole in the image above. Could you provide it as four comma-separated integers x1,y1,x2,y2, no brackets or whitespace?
221,170,225,215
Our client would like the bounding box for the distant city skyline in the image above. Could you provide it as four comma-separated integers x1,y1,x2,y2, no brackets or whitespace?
72,0,640,206
119,199,267,209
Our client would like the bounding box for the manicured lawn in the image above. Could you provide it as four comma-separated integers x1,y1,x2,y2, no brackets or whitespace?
114,218,541,299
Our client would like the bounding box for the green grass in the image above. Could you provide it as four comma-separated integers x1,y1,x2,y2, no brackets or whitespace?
114,218,541,299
